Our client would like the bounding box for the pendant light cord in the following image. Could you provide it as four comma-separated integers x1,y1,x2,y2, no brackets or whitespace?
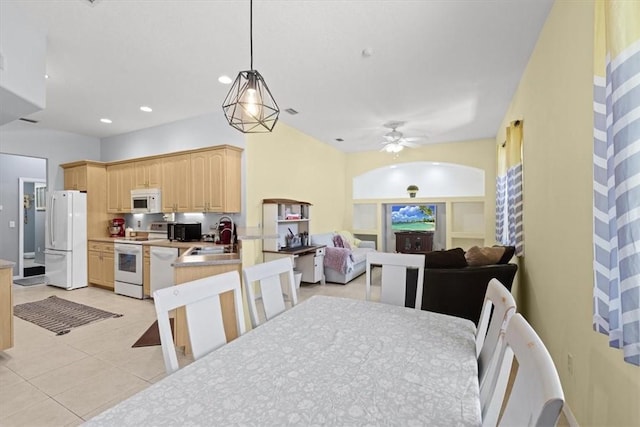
250,0,253,70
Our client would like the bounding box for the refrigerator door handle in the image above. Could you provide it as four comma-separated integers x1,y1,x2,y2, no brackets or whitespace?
44,250,64,256
49,195,56,246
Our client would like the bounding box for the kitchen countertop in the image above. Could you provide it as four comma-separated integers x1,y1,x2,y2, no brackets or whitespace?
87,238,239,266
172,247,241,267
88,237,229,250
0,259,15,269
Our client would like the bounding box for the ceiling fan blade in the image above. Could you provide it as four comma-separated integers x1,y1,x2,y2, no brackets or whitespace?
401,141,420,148
402,136,429,142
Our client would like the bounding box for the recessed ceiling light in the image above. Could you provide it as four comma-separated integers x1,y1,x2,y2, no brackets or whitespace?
44,74,49,79
218,75,233,84
433,162,440,166
140,106,152,112
100,118,112,124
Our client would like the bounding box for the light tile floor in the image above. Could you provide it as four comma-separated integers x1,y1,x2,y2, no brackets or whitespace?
1,276,373,426
2,274,569,426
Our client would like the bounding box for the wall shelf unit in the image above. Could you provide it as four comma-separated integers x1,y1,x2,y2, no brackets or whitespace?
262,199,311,252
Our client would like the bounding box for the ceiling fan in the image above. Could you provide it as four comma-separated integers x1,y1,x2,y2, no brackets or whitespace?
379,121,426,153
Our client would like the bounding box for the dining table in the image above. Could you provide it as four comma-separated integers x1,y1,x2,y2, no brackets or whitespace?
85,295,481,426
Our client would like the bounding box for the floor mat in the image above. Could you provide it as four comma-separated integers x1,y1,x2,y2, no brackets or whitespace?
132,318,174,348
13,275,47,286
13,295,123,335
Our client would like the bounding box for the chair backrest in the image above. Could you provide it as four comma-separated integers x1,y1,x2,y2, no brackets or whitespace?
365,251,425,309
242,257,297,328
153,270,246,374
477,279,517,423
483,314,564,427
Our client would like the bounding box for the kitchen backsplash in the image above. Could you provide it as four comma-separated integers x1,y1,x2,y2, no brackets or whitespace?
123,212,240,235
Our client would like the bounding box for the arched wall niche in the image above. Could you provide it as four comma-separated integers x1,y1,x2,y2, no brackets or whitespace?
353,161,485,199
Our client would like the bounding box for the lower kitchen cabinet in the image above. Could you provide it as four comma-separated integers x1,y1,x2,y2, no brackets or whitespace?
143,246,150,298
88,241,114,289
0,264,14,350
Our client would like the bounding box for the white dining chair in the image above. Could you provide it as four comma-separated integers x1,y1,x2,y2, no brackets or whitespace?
482,313,564,427
153,270,246,374
365,251,425,309
242,257,297,328
476,279,517,422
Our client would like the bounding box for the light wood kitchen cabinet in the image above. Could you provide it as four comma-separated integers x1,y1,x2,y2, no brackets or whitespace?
63,165,88,191
161,154,191,212
107,163,134,213
88,241,114,289
0,263,14,350
61,161,109,239
134,158,162,189
190,146,242,213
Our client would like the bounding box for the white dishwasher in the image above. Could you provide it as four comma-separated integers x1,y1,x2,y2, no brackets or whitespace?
150,246,179,297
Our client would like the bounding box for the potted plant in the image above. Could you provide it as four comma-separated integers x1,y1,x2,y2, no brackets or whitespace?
407,185,419,198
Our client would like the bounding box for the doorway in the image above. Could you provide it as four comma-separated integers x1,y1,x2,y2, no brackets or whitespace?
19,177,47,278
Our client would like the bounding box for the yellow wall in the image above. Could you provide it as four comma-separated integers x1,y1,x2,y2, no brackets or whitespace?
243,122,347,265
345,138,497,246
498,1,640,425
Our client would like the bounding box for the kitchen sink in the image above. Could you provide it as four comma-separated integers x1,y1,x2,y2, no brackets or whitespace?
188,246,226,256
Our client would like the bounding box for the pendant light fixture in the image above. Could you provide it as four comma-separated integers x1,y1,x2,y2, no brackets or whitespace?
222,0,279,133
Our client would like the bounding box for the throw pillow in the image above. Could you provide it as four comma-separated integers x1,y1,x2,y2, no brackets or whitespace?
333,234,345,248
494,245,516,264
336,230,362,247
424,248,468,268
465,246,505,266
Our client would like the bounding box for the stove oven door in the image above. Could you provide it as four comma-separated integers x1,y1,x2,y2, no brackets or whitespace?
114,243,143,285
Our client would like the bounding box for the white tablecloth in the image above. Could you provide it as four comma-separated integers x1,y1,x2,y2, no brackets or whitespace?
86,296,480,426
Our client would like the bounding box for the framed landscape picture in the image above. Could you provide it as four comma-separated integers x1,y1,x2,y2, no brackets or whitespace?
391,204,436,231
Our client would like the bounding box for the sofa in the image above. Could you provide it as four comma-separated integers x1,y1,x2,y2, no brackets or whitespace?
310,231,376,284
404,246,518,325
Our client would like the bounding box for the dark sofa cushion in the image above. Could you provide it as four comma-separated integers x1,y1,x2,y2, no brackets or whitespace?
405,263,518,325
424,248,468,268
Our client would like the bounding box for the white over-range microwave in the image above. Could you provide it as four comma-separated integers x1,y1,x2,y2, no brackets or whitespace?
131,188,162,213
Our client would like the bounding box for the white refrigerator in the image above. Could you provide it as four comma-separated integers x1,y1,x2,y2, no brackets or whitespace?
44,191,88,290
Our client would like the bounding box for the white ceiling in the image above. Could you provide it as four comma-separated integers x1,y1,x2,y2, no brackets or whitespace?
9,0,553,152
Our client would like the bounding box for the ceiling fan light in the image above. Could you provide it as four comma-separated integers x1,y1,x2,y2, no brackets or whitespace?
383,143,403,153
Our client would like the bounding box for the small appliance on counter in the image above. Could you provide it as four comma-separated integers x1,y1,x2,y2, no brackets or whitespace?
168,222,202,242
217,216,235,245
109,218,126,237
201,233,215,242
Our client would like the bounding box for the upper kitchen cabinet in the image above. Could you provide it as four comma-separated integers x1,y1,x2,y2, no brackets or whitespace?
162,154,191,212
107,163,134,213
134,158,162,189
190,146,242,213
61,161,109,238
63,165,88,191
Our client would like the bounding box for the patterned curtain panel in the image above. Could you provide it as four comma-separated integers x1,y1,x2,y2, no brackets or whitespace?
496,120,524,256
592,0,640,366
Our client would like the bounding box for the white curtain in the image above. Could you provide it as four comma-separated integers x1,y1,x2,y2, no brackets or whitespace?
592,0,640,366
